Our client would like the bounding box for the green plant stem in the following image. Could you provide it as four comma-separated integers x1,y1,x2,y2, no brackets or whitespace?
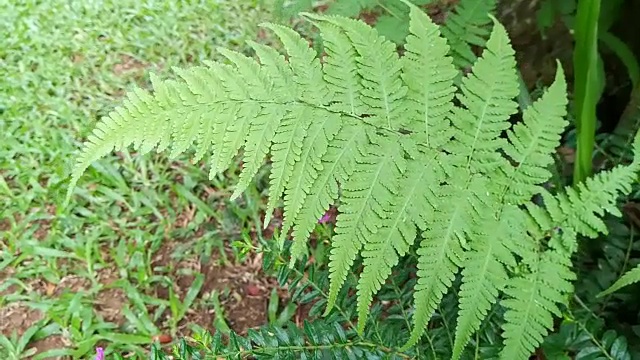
572,295,616,360
216,339,416,359
391,276,437,358
516,70,532,111
572,0,601,185
600,226,634,313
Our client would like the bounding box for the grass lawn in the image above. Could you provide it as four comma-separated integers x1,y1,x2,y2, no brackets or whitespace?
0,1,292,358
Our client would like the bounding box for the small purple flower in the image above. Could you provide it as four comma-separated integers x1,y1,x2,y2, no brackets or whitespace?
318,213,331,224
95,347,105,360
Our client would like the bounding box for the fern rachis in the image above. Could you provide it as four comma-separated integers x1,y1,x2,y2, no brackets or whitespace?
66,3,640,359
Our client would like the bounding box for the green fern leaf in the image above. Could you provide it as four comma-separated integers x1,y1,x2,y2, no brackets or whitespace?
65,8,640,359
598,263,640,297
170,67,218,163
264,107,312,228
202,62,257,178
232,105,285,201
356,152,442,333
229,23,329,203
247,40,297,100
500,247,576,359
310,19,365,116
280,112,341,246
401,2,457,149
497,64,569,204
500,140,640,358
442,0,497,69
405,19,520,349
448,18,519,174
404,170,487,348
261,23,330,106
450,64,568,358
353,3,457,333
529,158,640,241
308,14,407,130
66,79,170,200
326,134,406,314
289,123,367,264
451,207,522,359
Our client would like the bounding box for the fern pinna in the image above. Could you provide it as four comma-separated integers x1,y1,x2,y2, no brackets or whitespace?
65,3,640,359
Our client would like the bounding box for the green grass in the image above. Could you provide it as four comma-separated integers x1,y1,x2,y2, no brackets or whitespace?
0,1,274,358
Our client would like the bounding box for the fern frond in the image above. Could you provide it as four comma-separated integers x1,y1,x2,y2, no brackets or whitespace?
498,64,568,204
261,23,330,105
206,52,277,191
308,14,407,130
405,171,488,348
229,25,323,204
448,66,569,358
441,0,497,69
196,62,255,178
247,40,296,97
352,6,459,332
405,19,519,349
280,112,341,245
451,206,522,359
232,105,285,201
500,247,576,359
598,263,640,297
401,3,457,149
326,134,406,314
447,19,519,174
65,7,640,359
171,66,221,163
289,123,367,264
450,65,568,351
528,157,640,241
356,152,442,333
264,107,312,227
500,136,640,358
310,19,365,116
67,75,187,200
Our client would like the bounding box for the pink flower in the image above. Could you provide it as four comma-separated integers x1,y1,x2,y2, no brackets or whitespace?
95,347,104,360
318,213,331,224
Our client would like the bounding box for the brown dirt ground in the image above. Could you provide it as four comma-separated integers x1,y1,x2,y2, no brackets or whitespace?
0,226,290,359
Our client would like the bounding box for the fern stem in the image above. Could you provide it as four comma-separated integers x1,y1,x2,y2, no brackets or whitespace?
439,303,455,350
516,70,532,111
215,340,416,359
572,295,616,360
376,0,403,20
474,331,480,360
599,225,635,314
391,276,437,358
